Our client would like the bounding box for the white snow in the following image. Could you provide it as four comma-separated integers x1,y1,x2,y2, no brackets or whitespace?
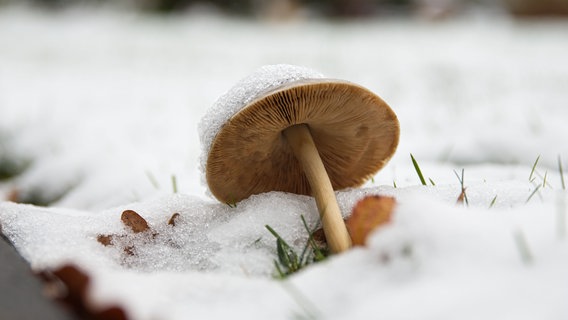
1,5,568,320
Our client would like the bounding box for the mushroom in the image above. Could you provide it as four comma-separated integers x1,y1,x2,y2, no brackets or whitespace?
199,65,399,253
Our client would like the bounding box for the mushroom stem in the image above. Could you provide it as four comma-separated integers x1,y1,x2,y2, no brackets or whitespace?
283,124,352,253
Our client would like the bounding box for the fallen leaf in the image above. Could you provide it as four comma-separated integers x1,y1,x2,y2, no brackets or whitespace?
346,195,396,246
456,187,467,204
39,264,129,320
121,210,150,233
96,234,114,246
6,188,19,202
168,213,180,226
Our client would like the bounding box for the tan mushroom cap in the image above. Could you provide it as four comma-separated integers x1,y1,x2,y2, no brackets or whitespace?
206,79,400,203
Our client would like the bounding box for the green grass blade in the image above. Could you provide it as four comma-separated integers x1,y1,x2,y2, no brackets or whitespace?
280,282,321,320
276,239,290,267
559,155,565,190
299,215,328,264
429,178,436,186
171,175,178,193
453,169,463,184
267,224,300,274
513,229,533,265
266,225,293,249
225,195,237,208
274,260,286,279
557,194,566,239
454,169,469,206
410,153,427,186
526,184,541,204
145,170,160,189
489,195,498,208
529,155,540,182
299,216,314,264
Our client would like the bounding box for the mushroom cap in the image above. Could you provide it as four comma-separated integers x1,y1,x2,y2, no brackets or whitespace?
203,82,399,203
199,65,399,203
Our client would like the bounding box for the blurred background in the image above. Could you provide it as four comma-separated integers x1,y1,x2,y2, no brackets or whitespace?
1,0,567,209
2,0,568,19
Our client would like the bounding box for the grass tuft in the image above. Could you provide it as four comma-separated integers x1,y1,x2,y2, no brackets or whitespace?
266,215,328,279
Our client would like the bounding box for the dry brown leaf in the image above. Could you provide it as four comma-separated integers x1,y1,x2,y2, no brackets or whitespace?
346,195,396,246
457,187,467,204
6,188,19,202
121,210,150,233
97,210,158,257
168,213,180,226
39,264,129,320
96,234,114,246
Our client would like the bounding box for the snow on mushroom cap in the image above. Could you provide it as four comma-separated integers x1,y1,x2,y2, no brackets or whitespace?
198,64,324,185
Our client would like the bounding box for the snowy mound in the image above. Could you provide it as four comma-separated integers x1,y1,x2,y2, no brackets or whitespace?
1,183,567,320
198,64,324,182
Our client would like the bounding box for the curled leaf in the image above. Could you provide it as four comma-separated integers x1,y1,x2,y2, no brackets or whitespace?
347,195,396,246
168,213,180,226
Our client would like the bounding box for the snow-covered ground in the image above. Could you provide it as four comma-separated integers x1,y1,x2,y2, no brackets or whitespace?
1,6,567,320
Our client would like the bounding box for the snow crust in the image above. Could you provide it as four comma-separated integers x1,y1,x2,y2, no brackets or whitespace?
1,6,568,320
